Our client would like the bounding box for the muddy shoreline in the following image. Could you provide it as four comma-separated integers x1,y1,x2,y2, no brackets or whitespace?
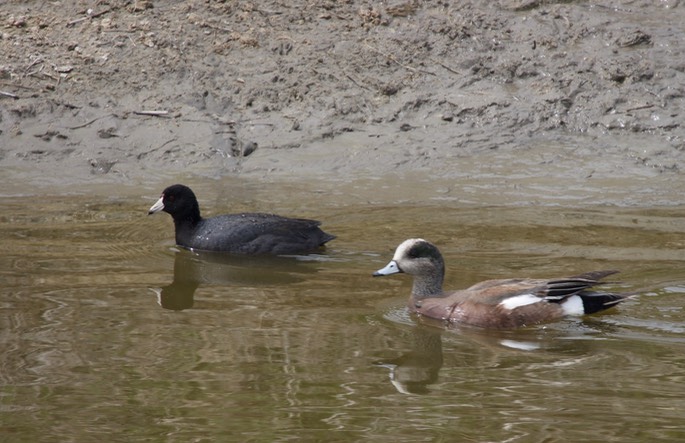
1,1,684,205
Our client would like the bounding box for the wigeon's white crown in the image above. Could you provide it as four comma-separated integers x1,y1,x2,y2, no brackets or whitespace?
393,238,427,260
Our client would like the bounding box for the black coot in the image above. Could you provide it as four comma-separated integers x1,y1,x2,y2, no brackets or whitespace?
149,184,335,255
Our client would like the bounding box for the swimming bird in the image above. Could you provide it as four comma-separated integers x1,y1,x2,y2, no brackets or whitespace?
148,184,335,255
373,238,633,329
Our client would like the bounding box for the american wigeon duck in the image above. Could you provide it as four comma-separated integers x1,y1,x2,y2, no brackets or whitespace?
149,184,335,255
373,238,633,329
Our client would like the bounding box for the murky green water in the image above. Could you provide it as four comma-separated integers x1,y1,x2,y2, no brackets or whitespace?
2,179,685,442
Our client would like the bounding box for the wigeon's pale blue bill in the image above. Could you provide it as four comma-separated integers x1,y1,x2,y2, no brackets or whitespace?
373,260,401,276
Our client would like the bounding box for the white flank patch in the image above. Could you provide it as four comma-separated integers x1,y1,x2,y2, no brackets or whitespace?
500,340,541,351
561,295,585,316
499,293,540,310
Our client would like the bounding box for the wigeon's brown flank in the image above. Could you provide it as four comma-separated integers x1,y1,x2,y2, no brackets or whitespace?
373,238,634,329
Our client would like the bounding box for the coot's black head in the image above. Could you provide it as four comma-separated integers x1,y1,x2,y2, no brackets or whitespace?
148,184,201,222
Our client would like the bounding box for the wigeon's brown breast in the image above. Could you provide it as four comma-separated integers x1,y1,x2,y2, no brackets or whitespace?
411,299,462,323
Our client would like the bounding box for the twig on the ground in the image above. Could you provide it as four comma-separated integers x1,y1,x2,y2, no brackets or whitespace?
140,137,178,157
433,59,460,75
23,58,43,76
67,8,111,27
343,71,372,91
28,69,58,81
203,23,233,33
90,9,111,19
158,138,177,150
625,104,654,113
66,114,114,130
0,82,38,91
0,91,19,99
133,110,169,117
66,17,89,27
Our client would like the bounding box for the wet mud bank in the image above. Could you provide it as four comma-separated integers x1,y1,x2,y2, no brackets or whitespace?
1,1,684,205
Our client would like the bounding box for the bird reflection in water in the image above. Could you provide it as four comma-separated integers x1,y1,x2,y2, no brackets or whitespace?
375,312,627,394
154,249,322,310
375,326,445,395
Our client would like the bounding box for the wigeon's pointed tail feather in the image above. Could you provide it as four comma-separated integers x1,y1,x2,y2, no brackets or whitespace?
578,291,635,314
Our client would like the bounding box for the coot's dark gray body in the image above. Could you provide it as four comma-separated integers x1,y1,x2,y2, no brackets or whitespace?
149,184,335,255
